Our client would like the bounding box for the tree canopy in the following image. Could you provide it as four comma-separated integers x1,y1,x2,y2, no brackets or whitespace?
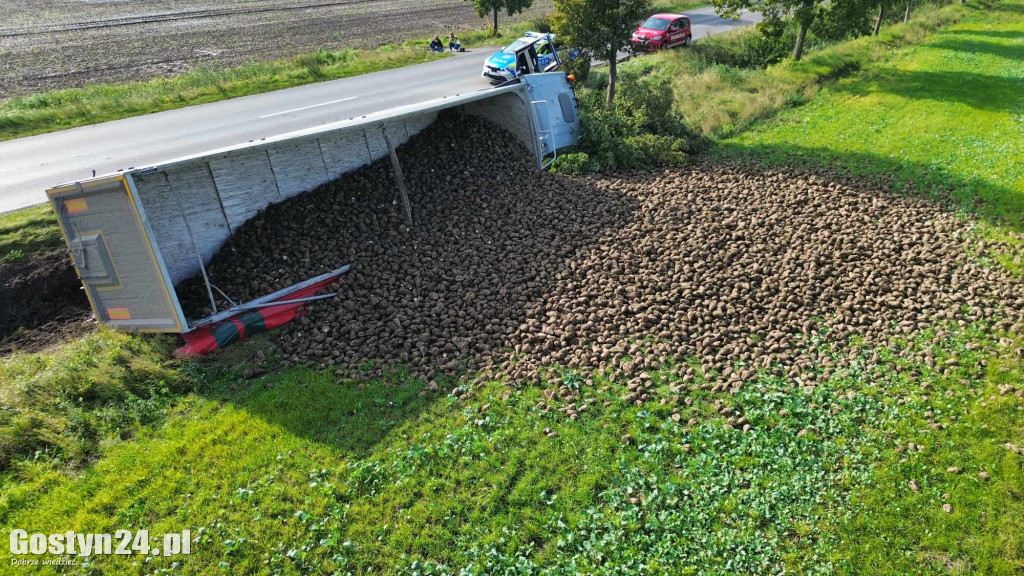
465,0,534,36
711,0,910,60
553,0,652,106
711,0,825,60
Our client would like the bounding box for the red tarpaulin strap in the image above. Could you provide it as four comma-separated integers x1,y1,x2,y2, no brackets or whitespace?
173,273,341,358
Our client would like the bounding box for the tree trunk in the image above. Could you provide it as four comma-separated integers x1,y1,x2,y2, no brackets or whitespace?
904,0,911,23
606,49,617,108
793,22,809,61
874,3,884,35
492,8,499,36
792,0,813,61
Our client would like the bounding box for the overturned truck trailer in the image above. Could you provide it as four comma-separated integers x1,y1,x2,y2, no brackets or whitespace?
46,73,580,335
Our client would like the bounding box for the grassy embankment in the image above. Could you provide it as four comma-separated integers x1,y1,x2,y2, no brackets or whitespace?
0,204,62,263
589,0,971,139
717,5,1024,268
553,0,971,172
0,1,705,143
0,1,1022,574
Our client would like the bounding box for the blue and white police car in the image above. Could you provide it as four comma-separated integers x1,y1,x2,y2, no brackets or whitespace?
482,32,562,83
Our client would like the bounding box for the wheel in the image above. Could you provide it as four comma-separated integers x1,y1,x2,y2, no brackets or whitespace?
683,35,691,47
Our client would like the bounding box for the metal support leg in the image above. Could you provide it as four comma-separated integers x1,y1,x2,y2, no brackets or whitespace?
381,123,413,225
211,284,238,308
169,184,218,314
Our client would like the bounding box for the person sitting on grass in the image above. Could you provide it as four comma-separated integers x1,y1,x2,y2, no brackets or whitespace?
429,36,445,53
448,32,462,52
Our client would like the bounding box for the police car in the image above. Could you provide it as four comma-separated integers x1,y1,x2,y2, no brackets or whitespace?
482,32,562,83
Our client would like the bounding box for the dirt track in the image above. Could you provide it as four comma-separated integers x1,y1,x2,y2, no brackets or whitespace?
0,0,553,97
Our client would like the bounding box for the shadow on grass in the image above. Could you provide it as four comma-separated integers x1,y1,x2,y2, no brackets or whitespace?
945,28,1024,39
833,18,1024,114
984,0,1024,15
0,212,63,256
712,141,1024,233
929,37,1024,60
840,68,1023,113
195,351,444,460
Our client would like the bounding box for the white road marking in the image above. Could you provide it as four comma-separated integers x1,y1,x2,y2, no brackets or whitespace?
260,96,358,118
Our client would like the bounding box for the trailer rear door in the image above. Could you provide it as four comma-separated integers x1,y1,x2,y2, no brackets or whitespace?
47,176,186,332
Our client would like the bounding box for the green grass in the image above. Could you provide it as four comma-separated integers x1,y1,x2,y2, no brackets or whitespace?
0,329,185,470
561,0,970,173
1,1,1022,574
0,204,62,260
0,20,530,143
835,351,1024,574
1,326,1019,574
599,0,971,139
711,1,1024,570
0,46,452,143
654,0,710,12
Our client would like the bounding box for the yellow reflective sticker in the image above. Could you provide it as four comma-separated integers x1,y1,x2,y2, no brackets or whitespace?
106,307,132,320
65,198,88,213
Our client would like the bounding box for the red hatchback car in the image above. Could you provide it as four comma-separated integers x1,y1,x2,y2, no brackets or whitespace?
631,13,692,51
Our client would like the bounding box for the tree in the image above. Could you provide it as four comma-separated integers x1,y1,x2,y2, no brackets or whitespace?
553,0,652,107
812,0,876,41
465,0,534,36
869,0,903,35
711,0,825,60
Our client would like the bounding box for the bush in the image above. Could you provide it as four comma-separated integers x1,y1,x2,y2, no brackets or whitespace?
529,20,553,34
691,15,850,70
564,52,592,84
554,72,702,173
614,73,695,141
551,152,592,173
812,1,875,41
693,26,792,68
620,134,690,168
692,19,835,69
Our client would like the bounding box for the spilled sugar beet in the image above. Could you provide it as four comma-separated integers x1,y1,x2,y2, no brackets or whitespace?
178,113,1024,396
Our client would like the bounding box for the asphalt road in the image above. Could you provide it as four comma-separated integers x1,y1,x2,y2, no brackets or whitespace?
0,7,761,213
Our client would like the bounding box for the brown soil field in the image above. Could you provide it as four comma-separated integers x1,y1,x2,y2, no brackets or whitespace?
0,249,90,351
0,0,553,97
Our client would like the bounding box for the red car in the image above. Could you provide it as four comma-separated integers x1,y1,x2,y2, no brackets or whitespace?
631,13,692,51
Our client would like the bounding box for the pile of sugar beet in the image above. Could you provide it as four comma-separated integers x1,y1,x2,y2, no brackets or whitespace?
178,113,1024,396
